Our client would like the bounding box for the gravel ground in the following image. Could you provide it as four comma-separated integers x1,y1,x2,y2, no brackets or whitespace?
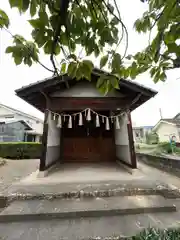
0,159,39,193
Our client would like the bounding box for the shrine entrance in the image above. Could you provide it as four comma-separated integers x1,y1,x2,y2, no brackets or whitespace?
62,111,116,162
15,71,157,172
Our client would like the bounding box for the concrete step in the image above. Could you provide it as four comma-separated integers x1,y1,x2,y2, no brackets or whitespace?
0,195,176,223
6,180,180,201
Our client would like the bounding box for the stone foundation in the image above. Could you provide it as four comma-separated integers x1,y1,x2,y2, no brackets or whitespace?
6,184,180,202
137,153,180,177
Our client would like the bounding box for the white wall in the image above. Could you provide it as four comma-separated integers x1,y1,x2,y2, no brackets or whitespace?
156,122,180,142
115,114,129,145
0,106,14,116
50,82,125,98
47,119,60,147
45,118,61,168
115,113,132,165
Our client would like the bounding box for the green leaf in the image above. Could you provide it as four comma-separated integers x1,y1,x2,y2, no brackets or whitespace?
30,0,37,17
167,43,179,54
96,75,106,88
0,9,10,28
110,76,120,89
43,40,53,54
98,82,106,95
153,70,161,83
159,72,166,81
14,55,23,65
130,62,138,79
9,0,19,8
94,45,100,57
22,0,29,12
76,64,83,81
39,11,49,26
164,32,175,44
54,44,60,55
100,55,108,69
111,17,119,25
134,19,142,33
79,60,94,81
104,80,112,95
32,29,47,48
67,54,77,61
67,62,77,78
24,57,32,66
61,63,66,74
82,60,94,72
29,18,45,29
150,67,156,77
107,3,114,13
5,46,14,53
10,0,23,12
123,68,130,79
111,53,122,73
126,55,133,60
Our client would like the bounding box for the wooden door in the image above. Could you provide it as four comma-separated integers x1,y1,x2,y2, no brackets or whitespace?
62,123,115,162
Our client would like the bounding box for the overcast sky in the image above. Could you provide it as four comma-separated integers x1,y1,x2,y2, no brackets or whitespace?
0,0,180,127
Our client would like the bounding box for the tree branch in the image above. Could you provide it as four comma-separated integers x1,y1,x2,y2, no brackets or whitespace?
102,0,128,60
1,24,54,73
50,0,70,74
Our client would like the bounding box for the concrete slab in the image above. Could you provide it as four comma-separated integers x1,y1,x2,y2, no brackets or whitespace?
3,161,180,201
1,212,180,239
0,195,176,222
17,162,145,185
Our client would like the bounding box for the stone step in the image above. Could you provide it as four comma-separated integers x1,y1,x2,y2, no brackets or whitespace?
5,180,180,201
0,195,176,223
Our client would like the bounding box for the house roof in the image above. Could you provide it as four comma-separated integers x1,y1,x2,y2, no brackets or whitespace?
133,126,153,130
15,68,158,112
0,103,43,123
0,119,33,130
173,113,180,119
153,118,180,131
161,118,180,127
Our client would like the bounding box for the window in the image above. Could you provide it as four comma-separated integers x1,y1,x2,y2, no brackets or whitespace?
2,115,14,119
0,125,4,133
5,116,14,119
27,120,32,126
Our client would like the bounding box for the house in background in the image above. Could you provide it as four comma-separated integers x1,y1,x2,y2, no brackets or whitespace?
0,103,43,142
133,126,153,143
152,115,180,143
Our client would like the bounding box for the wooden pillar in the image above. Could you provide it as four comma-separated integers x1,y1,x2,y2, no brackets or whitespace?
127,112,137,169
39,110,49,171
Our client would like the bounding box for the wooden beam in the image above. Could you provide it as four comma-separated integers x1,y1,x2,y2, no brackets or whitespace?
49,97,134,111
39,110,48,171
127,112,137,168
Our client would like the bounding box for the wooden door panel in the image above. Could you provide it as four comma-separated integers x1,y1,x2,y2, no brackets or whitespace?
63,124,116,162
63,137,89,161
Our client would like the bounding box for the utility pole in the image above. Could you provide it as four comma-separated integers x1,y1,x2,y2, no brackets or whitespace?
159,108,163,119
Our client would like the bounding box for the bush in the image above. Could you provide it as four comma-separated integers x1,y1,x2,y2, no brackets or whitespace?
158,142,180,154
159,142,172,153
0,142,42,159
146,132,159,144
132,227,180,239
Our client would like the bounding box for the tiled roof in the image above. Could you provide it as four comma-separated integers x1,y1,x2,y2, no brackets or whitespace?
15,68,158,96
161,118,180,127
